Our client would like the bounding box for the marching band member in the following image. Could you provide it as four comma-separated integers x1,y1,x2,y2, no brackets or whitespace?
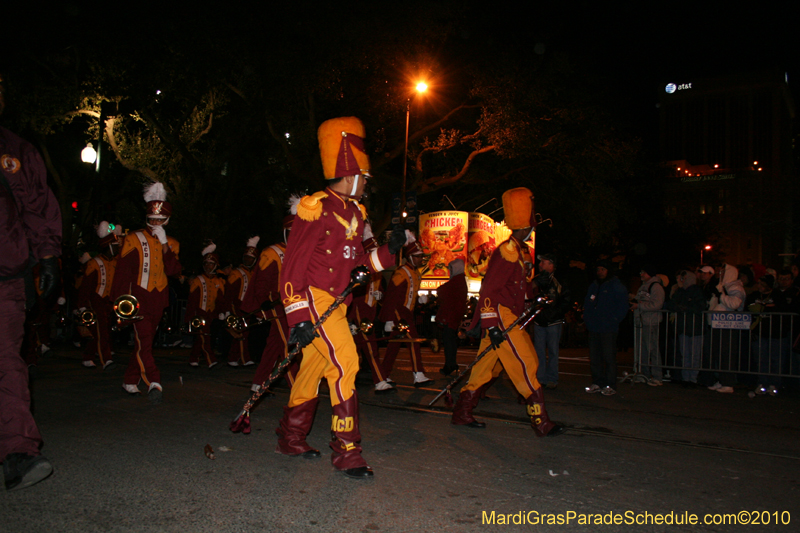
222,236,259,367
275,116,407,478
378,238,434,388
451,187,564,437
111,182,182,403
241,216,296,393
185,243,225,368
75,221,122,369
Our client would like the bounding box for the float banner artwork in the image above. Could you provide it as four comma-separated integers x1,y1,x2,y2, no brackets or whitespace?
467,213,498,280
418,211,468,290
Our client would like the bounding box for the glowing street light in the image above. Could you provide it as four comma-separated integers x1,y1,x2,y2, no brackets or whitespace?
80,144,97,164
701,244,712,265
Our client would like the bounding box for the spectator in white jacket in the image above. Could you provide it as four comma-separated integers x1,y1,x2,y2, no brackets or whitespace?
631,264,665,385
707,263,745,394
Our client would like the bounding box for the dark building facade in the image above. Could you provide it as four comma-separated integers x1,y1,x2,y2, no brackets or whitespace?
659,71,796,267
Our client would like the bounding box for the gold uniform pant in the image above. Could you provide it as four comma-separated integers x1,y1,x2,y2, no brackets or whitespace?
463,305,542,398
287,287,359,408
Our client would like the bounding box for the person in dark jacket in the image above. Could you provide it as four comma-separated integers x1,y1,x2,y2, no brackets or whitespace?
532,253,572,388
663,270,706,384
435,258,467,376
583,260,629,395
1,74,61,491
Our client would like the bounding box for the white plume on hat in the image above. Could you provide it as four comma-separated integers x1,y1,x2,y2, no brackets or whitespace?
143,182,167,203
246,236,260,248
287,194,302,215
201,243,217,257
79,252,92,264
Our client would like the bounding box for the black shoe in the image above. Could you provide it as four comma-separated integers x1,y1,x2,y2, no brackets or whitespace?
3,453,53,491
148,387,163,405
374,387,397,395
439,367,457,376
464,420,486,429
546,424,567,437
301,449,321,459
343,466,374,478
413,379,434,388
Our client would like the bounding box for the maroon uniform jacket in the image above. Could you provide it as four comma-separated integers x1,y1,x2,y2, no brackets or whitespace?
280,189,394,327
470,237,533,330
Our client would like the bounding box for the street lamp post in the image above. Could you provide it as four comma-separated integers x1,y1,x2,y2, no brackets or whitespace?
701,244,712,265
401,81,428,213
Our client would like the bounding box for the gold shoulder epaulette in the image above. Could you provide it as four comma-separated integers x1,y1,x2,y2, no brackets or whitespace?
297,191,329,221
499,240,519,263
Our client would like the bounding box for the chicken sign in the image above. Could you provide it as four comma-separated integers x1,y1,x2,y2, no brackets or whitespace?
418,211,469,290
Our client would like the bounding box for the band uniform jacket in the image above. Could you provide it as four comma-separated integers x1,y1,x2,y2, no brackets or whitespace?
470,236,533,330
378,264,420,323
112,228,181,311
186,273,225,323
77,255,116,309
225,266,254,315
280,188,394,326
241,243,285,315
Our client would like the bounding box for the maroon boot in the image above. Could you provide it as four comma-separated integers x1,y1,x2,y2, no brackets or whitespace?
275,398,321,458
451,389,486,428
526,388,565,437
330,392,372,477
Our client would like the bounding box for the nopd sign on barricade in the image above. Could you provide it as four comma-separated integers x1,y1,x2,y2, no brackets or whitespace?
711,313,751,330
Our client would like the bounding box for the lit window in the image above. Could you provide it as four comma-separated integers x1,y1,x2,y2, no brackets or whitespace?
700,205,706,215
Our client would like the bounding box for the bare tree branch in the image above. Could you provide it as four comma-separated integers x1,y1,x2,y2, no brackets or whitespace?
416,145,496,194
103,117,158,181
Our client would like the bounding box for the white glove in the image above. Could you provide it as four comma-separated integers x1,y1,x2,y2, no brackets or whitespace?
152,226,168,245
349,323,358,336
372,290,383,301
418,294,428,304
363,222,374,240
57,296,66,306
384,321,394,332
218,311,231,320
404,230,415,244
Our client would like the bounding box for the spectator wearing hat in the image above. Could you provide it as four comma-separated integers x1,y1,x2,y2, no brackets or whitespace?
632,264,666,386
532,253,571,389
584,260,629,395
111,182,182,403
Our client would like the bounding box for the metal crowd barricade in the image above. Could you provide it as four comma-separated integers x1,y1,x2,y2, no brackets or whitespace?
626,309,800,384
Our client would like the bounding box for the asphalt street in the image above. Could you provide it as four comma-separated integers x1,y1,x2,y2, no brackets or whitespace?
2,342,799,533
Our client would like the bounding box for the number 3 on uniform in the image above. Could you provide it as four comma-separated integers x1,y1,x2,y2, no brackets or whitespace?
343,245,356,259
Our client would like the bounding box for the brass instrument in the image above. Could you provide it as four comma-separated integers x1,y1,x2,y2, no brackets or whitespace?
77,309,97,327
189,316,207,334
359,319,373,334
112,294,143,331
393,320,410,335
226,314,243,332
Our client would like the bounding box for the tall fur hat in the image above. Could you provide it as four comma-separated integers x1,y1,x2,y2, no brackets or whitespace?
502,187,535,230
318,117,370,179
143,182,172,218
97,221,122,247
